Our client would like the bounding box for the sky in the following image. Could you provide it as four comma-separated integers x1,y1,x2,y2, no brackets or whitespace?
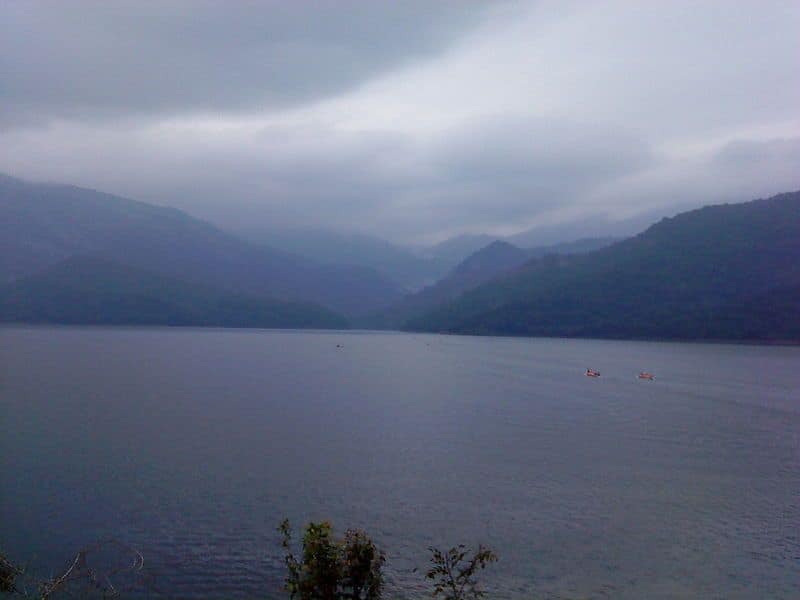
1,0,799,244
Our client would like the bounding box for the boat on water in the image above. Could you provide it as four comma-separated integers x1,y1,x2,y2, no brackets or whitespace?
586,369,601,377
638,372,655,380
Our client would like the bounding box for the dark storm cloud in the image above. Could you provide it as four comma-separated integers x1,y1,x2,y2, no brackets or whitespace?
0,0,494,127
190,117,656,238
0,1,798,242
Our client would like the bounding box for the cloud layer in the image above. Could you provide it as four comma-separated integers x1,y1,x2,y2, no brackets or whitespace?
1,0,798,242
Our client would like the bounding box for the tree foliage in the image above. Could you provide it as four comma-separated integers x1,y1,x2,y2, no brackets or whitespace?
1,552,21,594
279,520,385,600
425,544,497,600
1,541,147,599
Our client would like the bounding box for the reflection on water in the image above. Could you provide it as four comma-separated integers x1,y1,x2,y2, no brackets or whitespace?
1,327,798,598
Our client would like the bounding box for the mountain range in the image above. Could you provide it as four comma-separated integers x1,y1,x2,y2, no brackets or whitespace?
406,191,800,341
239,227,448,291
2,172,797,341
0,174,402,322
366,237,616,328
239,222,639,293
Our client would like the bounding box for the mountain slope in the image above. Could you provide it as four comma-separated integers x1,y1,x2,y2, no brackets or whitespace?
0,257,348,328
506,211,660,248
366,241,528,328
0,174,401,316
366,238,617,328
422,233,499,270
525,237,618,257
408,191,800,341
241,227,444,291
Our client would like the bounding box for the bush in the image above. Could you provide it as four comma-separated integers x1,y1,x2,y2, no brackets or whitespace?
278,520,385,600
426,545,497,600
0,552,21,594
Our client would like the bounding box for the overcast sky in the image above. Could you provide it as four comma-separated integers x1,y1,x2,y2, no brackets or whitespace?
1,0,798,243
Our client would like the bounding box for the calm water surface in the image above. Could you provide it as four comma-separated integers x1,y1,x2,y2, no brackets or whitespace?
1,327,798,598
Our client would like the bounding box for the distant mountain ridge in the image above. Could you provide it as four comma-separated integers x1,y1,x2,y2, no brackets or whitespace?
4,173,797,340
422,233,499,269
506,211,664,248
407,191,800,341
238,220,628,293
0,173,401,318
240,227,447,291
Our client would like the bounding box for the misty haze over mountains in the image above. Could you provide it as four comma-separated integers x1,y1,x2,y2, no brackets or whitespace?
241,224,626,292
2,172,799,341
0,172,620,304
0,174,402,318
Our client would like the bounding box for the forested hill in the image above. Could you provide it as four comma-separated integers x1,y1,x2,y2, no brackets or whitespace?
0,257,348,329
366,237,615,329
0,173,400,317
407,191,800,341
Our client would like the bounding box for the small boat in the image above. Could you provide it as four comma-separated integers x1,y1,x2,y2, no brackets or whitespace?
586,369,601,377
638,372,655,380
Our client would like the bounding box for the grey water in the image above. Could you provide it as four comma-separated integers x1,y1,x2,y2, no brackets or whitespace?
1,327,798,599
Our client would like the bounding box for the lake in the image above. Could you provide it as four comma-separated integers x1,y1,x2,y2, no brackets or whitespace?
1,327,798,598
